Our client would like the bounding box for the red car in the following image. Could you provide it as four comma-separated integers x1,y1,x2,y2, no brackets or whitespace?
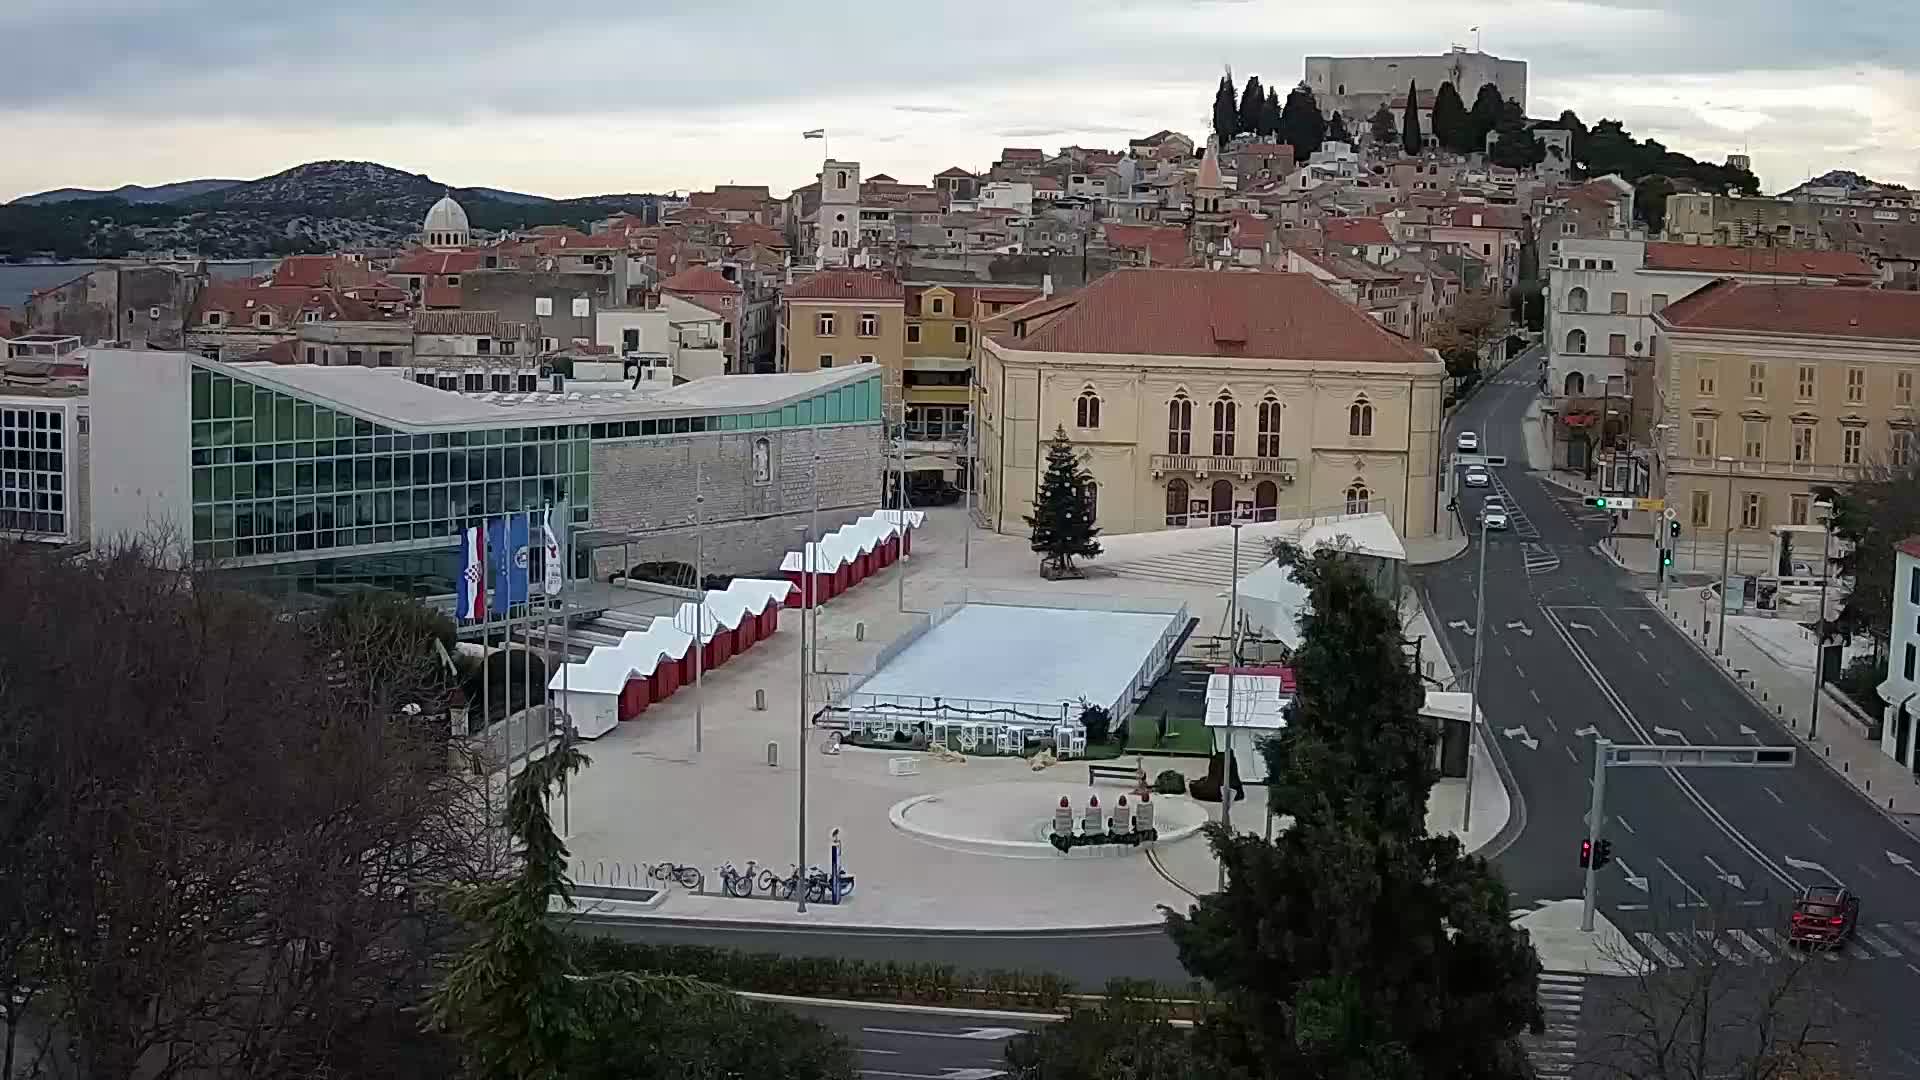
1788,884,1860,949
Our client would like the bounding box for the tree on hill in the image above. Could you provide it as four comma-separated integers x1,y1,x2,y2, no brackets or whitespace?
1263,86,1283,138
1165,547,1543,1079
1277,83,1327,162
1468,82,1506,149
1401,81,1424,156
1024,427,1102,579
1326,110,1351,145
1488,128,1547,170
1431,81,1473,154
1237,75,1267,140
1213,74,1240,142
1369,103,1398,147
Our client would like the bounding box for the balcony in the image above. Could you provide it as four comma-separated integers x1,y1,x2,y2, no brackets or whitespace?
1665,455,1866,483
1150,454,1299,482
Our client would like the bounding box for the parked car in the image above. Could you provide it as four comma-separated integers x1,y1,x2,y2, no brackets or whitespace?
1457,431,1480,452
1788,884,1860,949
1464,466,1491,488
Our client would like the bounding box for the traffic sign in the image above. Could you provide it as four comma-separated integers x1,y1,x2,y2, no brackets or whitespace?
1664,507,1679,521
1637,499,1666,512
1586,496,1667,512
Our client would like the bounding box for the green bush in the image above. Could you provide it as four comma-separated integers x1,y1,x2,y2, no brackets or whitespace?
1154,769,1188,795
1079,702,1113,743
1837,653,1888,715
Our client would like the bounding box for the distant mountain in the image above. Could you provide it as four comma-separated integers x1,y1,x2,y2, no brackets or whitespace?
1778,170,1910,197
466,186,556,206
10,179,243,206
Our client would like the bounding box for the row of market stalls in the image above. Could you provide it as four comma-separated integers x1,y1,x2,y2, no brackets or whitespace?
780,511,924,609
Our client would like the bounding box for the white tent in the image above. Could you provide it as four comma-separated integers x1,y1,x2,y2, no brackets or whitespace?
1234,560,1310,648
1232,511,1408,650
1204,672,1292,782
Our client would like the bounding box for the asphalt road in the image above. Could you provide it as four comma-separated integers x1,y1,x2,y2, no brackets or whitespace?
781,1000,1045,1079
1425,355,1920,1077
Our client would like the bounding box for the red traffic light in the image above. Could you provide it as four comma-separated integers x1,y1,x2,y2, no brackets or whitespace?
1579,839,1593,868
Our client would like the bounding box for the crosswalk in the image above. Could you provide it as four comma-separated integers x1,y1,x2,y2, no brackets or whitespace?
1625,921,1920,969
1524,973,1585,1078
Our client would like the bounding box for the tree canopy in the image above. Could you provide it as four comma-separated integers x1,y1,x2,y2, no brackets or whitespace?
1431,81,1473,154
1400,81,1424,157
1213,74,1240,142
1369,104,1397,147
1277,83,1328,162
1325,111,1351,146
1237,75,1267,140
1820,461,1920,647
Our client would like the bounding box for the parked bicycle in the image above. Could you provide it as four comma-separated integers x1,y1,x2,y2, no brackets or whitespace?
715,860,763,898
647,861,705,892
805,865,856,902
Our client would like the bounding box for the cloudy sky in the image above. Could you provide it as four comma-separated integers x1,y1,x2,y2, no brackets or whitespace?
2,0,1915,202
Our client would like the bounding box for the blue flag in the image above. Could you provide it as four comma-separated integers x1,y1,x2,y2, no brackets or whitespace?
486,515,532,610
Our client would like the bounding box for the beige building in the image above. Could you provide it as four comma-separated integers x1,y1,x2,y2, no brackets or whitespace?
778,270,906,403
1653,281,1920,546
978,269,1446,539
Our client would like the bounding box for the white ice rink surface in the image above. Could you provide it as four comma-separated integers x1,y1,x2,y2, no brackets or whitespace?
854,603,1181,711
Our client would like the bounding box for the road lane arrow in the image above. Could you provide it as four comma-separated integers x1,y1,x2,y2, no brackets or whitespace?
1702,854,1746,891
1639,623,1657,637
1448,620,1476,636
1889,851,1920,878
1574,725,1598,737
1738,724,1757,738
1502,726,1540,750
1567,621,1597,635
1507,621,1534,637
1615,859,1650,892
1783,856,1837,882
1653,726,1687,741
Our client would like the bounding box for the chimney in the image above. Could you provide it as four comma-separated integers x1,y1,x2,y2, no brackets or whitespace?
1042,273,1054,298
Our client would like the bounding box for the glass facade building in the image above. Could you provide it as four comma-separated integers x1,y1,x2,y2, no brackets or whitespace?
0,402,71,538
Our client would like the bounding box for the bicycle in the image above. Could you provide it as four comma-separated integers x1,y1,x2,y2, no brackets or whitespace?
647,861,704,892
805,866,855,903
756,865,786,897
715,860,762,898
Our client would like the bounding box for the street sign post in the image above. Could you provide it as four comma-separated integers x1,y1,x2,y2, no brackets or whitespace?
1580,737,1797,931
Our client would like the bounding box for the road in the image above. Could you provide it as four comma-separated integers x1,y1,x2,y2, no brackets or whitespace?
1425,354,1920,1077
785,1000,1043,1079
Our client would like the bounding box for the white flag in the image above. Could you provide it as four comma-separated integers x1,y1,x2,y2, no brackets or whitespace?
802,128,826,139
543,505,565,596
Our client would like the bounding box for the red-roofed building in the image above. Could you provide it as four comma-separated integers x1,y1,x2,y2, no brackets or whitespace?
184,281,396,362
688,184,778,225
1098,223,1192,269
1324,217,1398,264
660,265,755,369
1651,280,1920,547
269,254,380,290
1641,242,1875,282
1429,205,1530,287
979,269,1443,537
780,270,906,395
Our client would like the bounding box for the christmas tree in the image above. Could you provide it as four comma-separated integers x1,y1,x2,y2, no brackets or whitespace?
1024,427,1102,578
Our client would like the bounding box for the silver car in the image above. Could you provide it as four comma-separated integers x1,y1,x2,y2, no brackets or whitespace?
1480,498,1509,530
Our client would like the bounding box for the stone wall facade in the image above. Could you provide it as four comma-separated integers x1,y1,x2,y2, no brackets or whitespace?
586,422,883,579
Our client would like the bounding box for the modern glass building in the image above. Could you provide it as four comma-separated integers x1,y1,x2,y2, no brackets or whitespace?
89,350,886,598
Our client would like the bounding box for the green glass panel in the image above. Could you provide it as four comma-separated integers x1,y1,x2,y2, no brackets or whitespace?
212,467,233,500
294,402,314,439
192,468,211,502
232,382,253,426
276,397,295,441
191,369,212,420
192,505,212,541
211,374,232,419
295,463,314,495
234,465,255,497
192,422,212,449
232,418,253,445
275,463,295,497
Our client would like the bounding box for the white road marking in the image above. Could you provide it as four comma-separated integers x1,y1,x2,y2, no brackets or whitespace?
1564,744,1579,763
1529,688,1541,703
1729,929,1774,962
1544,714,1559,733
1635,931,1682,967
1656,671,1668,685
1857,862,1880,880
1515,664,1526,679
1857,929,1903,958
1617,816,1635,835
1635,650,1648,664
1764,786,1785,805
1700,721,1719,741
1696,930,1745,963
1758,928,1792,954
1680,697,1694,711
1807,824,1831,844
1845,940,1874,961
1655,856,1709,906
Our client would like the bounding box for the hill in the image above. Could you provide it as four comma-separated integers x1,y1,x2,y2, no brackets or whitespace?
0,161,655,260
10,179,244,206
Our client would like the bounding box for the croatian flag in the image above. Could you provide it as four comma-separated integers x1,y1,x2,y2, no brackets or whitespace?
456,525,487,622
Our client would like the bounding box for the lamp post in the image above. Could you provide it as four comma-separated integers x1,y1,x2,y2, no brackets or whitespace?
1654,421,1673,598
1464,507,1489,831
1219,516,1243,891
798,435,821,913
1809,498,1834,738
1716,455,1735,656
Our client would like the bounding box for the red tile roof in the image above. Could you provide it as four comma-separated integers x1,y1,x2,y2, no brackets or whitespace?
388,249,487,275
1896,535,1920,561
1326,217,1393,246
690,186,775,212
936,166,975,179
1101,223,1191,268
660,265,739,295
270,254,379,289
422,283,462,308
784,270,905,302
1235,142,1295,157
995,269,1431,363
999,147,1045,162
1657,280,1920,341
1642,242,1875,278
723,222,786,249
1445,205,1528,231
191,282,379,326
414,310,502,336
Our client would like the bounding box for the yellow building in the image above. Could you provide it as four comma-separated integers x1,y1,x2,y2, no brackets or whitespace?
1654,280,1920,545
977,268,1446,539
779,270,906,402
902,283,1043,439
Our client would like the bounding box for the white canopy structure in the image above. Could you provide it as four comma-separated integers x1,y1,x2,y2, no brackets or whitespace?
778,510,924,574
1231,512,1407,651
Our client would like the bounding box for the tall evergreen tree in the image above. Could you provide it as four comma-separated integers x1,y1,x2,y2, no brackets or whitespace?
1469,82,1506,150
1024,427,1102,579
1276,83,1327,162
1325,110,1351,146
1237,75,1266,139
1401,80,1423,156
1369,103,1398,147
1431,81,1472,153
1263,86,1282,138
1212,74,1240,143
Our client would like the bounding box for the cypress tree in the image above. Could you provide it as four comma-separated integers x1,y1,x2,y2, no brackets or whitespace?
1024,427,1102,579
1469,82,1505,150
1263,86,1282,138
1369,103,1398,147
1401,80,1423,156
1237,75,1266,139
1432,81,1471,153
1277,83,1327,162
1212,74,1239,144
1326,110,1351,146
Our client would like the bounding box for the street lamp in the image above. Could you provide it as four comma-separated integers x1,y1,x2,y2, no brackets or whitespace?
1809,498,1834,738
1653,422,1673,598
1219,516,1243,891
1716,455,1736,656
1464,503,1490,832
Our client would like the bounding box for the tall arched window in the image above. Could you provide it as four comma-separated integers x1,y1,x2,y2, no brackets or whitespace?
1346,479,1371,514
1348,396,1374,437
1210,479,1234,526
1254,480,1278,522
1075,389,1101,429
1566,328,1587,354
1167,395,1192,454
1165,478,1189,526
1566,286,1589,313
1212,393,1237,455
1256,395,1282,457
1564,371,1586,395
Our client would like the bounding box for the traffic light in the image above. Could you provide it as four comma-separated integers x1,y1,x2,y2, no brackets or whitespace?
1594,839,1613,870
1662,550,1674,568
1585,496,1608,509
1579,839,1593,868
1669,519,1682,538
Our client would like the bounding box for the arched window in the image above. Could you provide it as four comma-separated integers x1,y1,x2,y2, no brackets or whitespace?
1212,393,1237,455
1566,286,1588,313
1165,478,1189,526
1210,479,1235,526
1256,396,1282,457
1167,395,1192,454
1566,328,1587,354
1345,479,1371,515
1348,396,1374,437
1076,389,1101,429
1564,371,1586,396
1254,480,1278,522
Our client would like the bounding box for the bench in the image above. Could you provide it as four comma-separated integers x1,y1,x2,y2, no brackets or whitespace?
1089,763,1140,787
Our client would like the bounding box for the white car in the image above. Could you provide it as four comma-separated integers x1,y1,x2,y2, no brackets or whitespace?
1457,431,1480,452
1464,466,1490,488
1480,499,1509,530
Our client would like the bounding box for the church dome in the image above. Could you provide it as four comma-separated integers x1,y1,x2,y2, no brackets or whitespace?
422,195,471,248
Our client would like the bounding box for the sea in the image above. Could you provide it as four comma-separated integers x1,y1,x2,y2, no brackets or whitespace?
0,259,279,310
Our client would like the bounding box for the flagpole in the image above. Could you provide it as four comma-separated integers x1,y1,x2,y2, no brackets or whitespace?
692,445,705,756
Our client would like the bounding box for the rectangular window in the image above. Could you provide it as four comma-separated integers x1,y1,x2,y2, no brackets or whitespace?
858,312,878,337
1741,492,1763,529
1793,424,1815,463
1743,420,1765,460
1610,291,1628,314
1691,490,1711,527
1911,567,1919,605
623,328,640,352
1843,427,1863,465
1693,419,1715,457
1698,359,1716,396
1896,430,1915,467
1748,362,1766,398
1790,493,1809,526
907,324,921,343
1651,293,1670,313
347,349,364,367
1847,367,1865,403
1900,370,1914,405
477,338,492,355
1906,643,1916,681
955,325,970,344
1797,364,1816,401
819,354,834,368
377,350,395,367
859,355,875,364
1608,333,1627,356
817,312,835,336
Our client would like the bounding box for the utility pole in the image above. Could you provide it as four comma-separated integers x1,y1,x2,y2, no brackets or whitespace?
1219,516,1243,892
1809,499,1833,738
1580,738,1609,932
1716,456,1735,655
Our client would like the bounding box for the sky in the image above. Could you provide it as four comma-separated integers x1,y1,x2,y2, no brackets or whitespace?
1,0,1916,203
